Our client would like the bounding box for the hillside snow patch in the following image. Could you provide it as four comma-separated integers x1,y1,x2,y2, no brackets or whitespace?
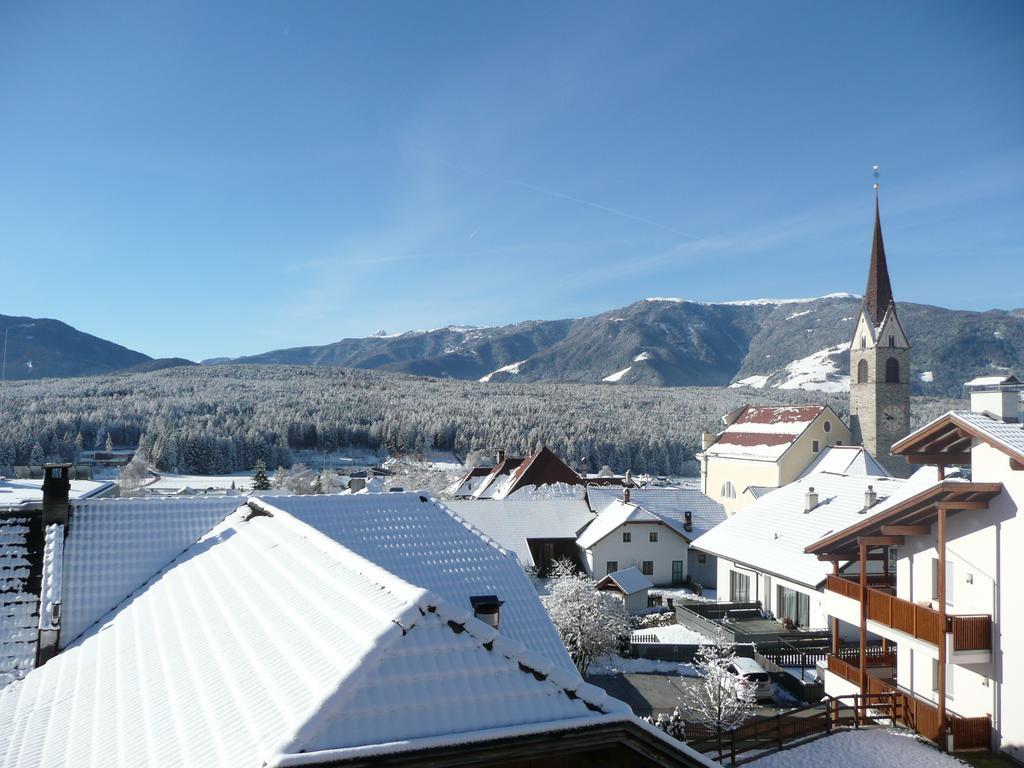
786,310,812,320
603,366,632,382
919,371,934,383
633,352,652,362
479,360,526,382
776,342,851,393
730,375,769,389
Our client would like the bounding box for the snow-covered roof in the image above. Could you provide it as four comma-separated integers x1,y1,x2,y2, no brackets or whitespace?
443,499,595,568
893,409,1024,466
252,494,576,675
964,374,1021,388
701,405,834,462
0,478,112,510
689,470,937,588
631,624,710,645
59,496,244,646
0,513,37,689
0,495,647,767
798,445,890,479
576,499,666,549
598,566,653,595
586,487,726,541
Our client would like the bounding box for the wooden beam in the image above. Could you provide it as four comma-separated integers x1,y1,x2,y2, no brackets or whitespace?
816,553,887,561
881,525,930,536
1012,459,1024,471
857,535,904,546
937,501,989,511
905,453,971,465
937,506,947,748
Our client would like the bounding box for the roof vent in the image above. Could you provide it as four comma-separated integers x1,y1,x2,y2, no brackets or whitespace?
804,487,818,513
684,510,693,532
470,595,503,630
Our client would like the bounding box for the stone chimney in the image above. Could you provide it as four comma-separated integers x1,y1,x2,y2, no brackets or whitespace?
623,486,631,504
863,484,878,512
496,449,506,465
42,464,72,526
804,486,818,513
966,376,1023,423
701,431,716,451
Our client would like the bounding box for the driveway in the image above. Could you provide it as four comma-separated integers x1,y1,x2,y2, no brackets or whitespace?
587,673,793,718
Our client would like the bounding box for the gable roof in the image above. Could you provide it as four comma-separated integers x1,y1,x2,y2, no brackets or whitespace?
701,405,835,462
586,487,726,541
689,470,935,588
891,409,1024,466
490,447,582,500
0,495,663,768
576,499,678,550
597,566,653,596
443,499,595,567
799,445,890,479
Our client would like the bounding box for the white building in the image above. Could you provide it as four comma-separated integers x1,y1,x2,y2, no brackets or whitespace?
577,488,725,588
0,491,711,768
697,404,852,515
690,469,930,631
809,376,1024,757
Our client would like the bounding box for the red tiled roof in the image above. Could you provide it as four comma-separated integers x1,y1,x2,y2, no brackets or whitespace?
734,405,825,425
716,433,797,448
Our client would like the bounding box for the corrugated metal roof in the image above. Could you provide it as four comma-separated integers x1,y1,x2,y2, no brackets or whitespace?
443,499,594,568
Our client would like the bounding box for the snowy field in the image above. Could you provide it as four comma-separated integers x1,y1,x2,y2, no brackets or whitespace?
146,472,254,491
746,729,970,768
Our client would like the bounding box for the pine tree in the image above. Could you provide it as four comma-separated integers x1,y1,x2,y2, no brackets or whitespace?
251,459,271,491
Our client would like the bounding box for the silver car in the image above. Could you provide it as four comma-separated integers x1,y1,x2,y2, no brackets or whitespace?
727,657,774,701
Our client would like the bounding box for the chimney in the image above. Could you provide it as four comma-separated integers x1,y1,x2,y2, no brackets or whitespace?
623,486,631,504
684,510,693,532
701,431,715,451
470,595,503,630
965,376,1023,423
496,449,506,465
863,484,878,512
42,464,71,526
625,469,633,486
804,487,818,513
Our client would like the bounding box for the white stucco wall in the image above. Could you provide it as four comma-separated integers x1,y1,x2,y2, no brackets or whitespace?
714,558,838,632
580,522,690,586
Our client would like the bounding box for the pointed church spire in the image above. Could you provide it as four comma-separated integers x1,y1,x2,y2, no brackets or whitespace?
862,188,895,327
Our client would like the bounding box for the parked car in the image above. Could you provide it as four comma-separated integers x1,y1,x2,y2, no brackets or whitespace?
727,657,773,701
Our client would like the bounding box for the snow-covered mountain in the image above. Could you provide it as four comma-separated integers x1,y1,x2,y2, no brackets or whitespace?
221,295,1024,397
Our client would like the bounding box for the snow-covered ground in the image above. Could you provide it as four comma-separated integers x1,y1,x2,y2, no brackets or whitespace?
776,342,851,393
603,366,632,382
478,360,526,382
145,472,253,491
588,654,699,677
631,624,711,644
730,374,769,389
651,587,719,603
746,728,969,768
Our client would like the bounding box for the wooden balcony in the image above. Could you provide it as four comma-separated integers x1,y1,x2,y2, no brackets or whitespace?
824,575,991,652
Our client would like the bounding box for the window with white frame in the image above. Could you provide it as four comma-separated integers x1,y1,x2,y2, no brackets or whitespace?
622,531,631,543
649,531,658,543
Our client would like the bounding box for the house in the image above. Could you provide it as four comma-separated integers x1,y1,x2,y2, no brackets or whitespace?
697,404,852,515
807,375,1024,757
0,483,711,767
451,447,586,500
596,566,654,614
444,498,595,576
577,487,726,588
690,468,932,632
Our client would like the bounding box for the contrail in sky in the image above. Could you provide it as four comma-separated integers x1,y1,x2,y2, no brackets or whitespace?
413,149,704,241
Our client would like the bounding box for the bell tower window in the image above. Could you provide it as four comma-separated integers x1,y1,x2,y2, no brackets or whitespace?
885,357,900,383
857,359,868,384
860,336,866,349
888,335,895,347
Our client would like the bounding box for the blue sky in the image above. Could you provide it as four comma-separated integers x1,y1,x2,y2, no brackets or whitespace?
1,1,1022,360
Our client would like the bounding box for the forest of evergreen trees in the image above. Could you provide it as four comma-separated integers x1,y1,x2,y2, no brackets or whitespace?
0,365,963,476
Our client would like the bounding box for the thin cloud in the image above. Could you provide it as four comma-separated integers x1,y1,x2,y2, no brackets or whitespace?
412,149,705,241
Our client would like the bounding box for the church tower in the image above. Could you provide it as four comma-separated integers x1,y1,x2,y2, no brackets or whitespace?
849,191,911,478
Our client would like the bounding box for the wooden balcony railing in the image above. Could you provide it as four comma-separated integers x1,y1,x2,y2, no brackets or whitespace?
950,615,992,652
825,576,991,651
